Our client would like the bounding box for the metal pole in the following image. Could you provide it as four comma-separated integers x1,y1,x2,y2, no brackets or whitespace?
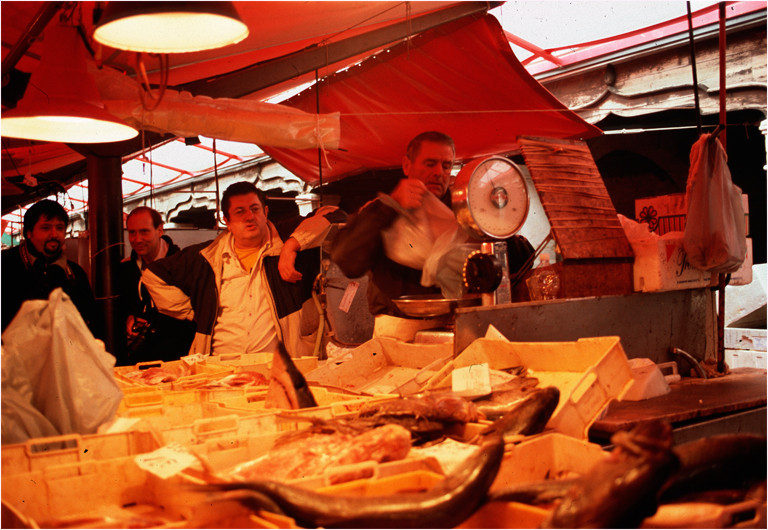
88,154,124,356
716,2,727,374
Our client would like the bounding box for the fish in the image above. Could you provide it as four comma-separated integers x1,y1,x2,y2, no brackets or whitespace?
196,432,505,529
540,419,679,529
487,477,579,506
264,341,317,409
228,424,412,482
353,392,482,444
659,433,767,503
479,386,560,438
205,371,270,388
122,367,179,385
474,376,541,420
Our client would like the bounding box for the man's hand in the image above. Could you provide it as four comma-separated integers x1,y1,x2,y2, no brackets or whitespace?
390,178,430,210
278,237,302,282
125,315,149,338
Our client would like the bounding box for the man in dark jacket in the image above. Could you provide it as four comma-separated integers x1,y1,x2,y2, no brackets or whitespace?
1,199,99,336
331,131,533,339
115,206,195,365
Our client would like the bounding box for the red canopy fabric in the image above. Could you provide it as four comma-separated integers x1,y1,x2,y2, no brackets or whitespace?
264,14,602,186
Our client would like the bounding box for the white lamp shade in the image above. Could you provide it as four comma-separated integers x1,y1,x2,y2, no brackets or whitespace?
1,24,138,144
93,1,249,53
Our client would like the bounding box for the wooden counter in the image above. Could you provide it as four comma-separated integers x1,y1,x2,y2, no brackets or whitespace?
590,368,767,444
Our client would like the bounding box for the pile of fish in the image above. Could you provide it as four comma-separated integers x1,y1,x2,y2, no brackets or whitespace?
196,386,562,528
202,371,270,388
489,420,767,528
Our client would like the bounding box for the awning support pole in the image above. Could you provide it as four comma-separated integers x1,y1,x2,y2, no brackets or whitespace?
88,154,124,355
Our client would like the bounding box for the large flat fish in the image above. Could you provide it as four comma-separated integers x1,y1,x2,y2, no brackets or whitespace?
198,433,505,528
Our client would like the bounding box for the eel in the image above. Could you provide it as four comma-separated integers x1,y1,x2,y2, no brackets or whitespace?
659,433,767,503
198,433,506,529
541,419,679,528
480,386,560,438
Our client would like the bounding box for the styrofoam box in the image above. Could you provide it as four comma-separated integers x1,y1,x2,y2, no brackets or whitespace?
629,231,716,292
489,432,608,490
728,237,754,286
725,327,767,351
725,350,767,370
305,337,453,395
435,336,634,439
1,430,160,478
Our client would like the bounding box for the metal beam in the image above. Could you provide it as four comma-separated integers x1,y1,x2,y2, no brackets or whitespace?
179,2,502,99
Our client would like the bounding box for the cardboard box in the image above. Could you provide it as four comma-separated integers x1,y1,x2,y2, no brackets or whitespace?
629,231,715,292
635,193,749,236
432,336,634,439
304,337,453,395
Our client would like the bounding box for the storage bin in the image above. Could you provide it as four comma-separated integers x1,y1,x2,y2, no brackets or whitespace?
430,336,634,439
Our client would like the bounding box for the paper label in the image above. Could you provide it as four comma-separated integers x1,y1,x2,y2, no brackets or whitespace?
134,443,200,479
338,281,359,313
452,363,492,397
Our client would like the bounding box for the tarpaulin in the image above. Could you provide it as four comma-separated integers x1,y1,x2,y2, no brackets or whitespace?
264,14,602,185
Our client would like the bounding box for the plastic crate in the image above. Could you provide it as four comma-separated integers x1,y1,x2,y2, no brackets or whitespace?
305,337,453,395
434,336,634,439
212,386,394,419
1,455,263,528
489,432,607,491
1,430,161,478
114,359,234,390
207,352,319,376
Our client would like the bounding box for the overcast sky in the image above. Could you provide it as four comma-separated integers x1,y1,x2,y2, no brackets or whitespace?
491,0,721,59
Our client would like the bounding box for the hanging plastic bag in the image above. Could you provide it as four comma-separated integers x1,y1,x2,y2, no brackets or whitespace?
421,227,477,299
380,192,460,270
683,133,746,273
1,288,122,444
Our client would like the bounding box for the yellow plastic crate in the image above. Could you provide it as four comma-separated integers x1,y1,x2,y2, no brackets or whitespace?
432,336,635,439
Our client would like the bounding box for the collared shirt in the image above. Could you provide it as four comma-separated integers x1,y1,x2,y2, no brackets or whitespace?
135,238,169,271
211,233,278,354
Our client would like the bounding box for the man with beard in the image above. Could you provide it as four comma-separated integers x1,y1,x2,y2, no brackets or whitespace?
114,206,195,365
1,199,99,336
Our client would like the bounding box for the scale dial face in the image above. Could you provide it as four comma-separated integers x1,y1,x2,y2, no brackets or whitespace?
454,157,529,239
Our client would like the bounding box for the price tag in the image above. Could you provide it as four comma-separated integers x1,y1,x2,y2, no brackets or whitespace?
338,281,359,313
452,363,492,398
134,443,200,479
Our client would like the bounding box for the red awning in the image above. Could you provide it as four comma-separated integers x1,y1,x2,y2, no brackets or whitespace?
263,14,602,186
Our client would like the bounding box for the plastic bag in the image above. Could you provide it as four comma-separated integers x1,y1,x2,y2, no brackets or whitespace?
683,133,746,273
380,192,460,270
421,227,477,299
1,288,122,444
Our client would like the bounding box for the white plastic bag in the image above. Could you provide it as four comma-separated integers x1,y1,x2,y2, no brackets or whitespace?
380,192,459,270
1,288,122,444
683,133,746,273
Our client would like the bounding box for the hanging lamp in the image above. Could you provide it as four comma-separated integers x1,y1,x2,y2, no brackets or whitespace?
1,23,139,144
93,2,249,53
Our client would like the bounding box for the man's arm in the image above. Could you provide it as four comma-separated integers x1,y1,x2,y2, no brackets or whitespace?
330,199,399,278
278,205,347,282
